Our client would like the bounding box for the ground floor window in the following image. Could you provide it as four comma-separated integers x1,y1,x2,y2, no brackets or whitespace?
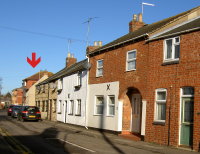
107,95,115,116
75,99,81,116
57,100,62,113
68,100,74,115
155,88,167,122
95,96,104,115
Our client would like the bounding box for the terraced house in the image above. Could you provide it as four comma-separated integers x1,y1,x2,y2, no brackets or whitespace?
87,6,200,151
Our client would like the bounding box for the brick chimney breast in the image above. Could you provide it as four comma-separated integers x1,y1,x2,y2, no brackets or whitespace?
66,53,77,68
129,13,145,33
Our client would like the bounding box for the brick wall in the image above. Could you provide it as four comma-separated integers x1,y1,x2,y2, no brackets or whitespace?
146,31,200,151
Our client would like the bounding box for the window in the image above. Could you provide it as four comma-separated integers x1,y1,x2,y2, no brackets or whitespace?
181,87,194,123
164,37,180,61
57,100,62,113
107,96,115,116
77,73,81,86
68,100,74,115
75,99,81,116
126,50,136,71
96,60,103,77
45,100,48,112
155,89,167,122
58,79,63,91
95,96,104,115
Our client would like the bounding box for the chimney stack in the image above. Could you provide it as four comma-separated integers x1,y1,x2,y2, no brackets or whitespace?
86,41,103,54
129,13,145,33
66,52,77,68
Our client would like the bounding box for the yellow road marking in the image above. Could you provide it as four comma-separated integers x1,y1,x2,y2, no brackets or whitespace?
0,127,34,154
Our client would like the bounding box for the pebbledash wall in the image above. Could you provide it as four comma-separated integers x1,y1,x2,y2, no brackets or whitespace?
56,70,88,127
145,30,200,151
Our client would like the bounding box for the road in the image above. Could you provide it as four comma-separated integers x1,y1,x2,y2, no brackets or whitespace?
0,109,149,154
0,109,197,154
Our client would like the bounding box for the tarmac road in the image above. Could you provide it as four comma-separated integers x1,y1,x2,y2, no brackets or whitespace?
0,109,197,154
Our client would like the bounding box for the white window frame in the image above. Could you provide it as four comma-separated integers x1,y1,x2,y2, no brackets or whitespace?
57,100,62,113
126,50,137,71
68,100,74,115
164,36,180,62
154,88,167,122
107,95,115,116
96,59,103,77
76,72,82,87
58,78,63,90
94,95,104,115
75,99,81,116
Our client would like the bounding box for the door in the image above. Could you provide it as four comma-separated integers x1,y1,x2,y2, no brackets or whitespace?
131,94,141,133
180,97,193,146
49,100,52,121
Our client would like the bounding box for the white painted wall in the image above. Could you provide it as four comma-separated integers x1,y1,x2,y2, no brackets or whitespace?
87,81,121,131
57,70,87,127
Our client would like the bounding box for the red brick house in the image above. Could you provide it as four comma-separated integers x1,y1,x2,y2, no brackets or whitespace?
145,15,200,150
87,6,200,151
11,88,23,105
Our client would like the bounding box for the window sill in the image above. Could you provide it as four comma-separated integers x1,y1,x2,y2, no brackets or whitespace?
106,115,115,117
126,69,136,72
162,60,179,66
68,113,73,115
94,114,103,116
96,75,103,78
57,112,61,114
153,121,165,126
75,114,81,116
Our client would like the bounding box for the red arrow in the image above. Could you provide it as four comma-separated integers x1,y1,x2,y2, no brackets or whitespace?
27,52,41,68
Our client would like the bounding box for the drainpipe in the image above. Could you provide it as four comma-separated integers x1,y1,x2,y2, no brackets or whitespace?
84,56,89,130
168,86,172,146
47,83,50,120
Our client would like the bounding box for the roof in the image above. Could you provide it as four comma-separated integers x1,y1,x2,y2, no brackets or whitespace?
37,59,88,86
150,17,200,40
88,6,200,55
23,71,53,81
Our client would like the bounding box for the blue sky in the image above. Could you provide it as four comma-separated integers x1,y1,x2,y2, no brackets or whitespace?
0,0,199,94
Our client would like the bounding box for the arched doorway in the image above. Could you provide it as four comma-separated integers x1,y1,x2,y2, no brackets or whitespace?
120,87,143,140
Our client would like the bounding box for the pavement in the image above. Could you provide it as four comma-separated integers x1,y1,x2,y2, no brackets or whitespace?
42,120,197,154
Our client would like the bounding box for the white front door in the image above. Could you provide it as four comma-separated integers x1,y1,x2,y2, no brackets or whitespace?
131,94,141,133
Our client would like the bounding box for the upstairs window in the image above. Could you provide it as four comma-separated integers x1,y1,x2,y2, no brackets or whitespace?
96,60,103,77
164,37,180,61
126,50,136,71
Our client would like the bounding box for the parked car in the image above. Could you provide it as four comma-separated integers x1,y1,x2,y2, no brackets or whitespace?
17,106,41,122
11,105,22,118
7,105,15,116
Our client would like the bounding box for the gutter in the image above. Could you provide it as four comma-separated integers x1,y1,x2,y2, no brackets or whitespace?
88,33,149,56
148,27,200,42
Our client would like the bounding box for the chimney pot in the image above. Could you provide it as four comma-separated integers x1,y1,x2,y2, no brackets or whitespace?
138,13,143,22
133,14,138,21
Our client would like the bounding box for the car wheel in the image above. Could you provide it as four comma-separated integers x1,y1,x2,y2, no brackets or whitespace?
20,117,25,122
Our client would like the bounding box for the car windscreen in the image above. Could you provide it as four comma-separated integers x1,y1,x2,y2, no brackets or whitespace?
13,106,21,110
